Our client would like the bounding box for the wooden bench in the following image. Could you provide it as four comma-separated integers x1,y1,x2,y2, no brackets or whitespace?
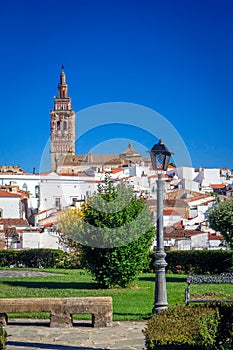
185,273,233,305
0,297,112,327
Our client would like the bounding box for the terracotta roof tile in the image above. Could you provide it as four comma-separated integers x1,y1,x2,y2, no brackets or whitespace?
210,184,226,189
111,168,123,174
0,190,20,198
0,218,28,227
164,209,181,216
208,233,223,240
164,228,205,239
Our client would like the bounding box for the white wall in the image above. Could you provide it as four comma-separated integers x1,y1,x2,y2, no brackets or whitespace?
39,173,99,211
163,214,181,227
0,196,20,218
22,231,40,249
0,174,40,209
191,233,208,249
195,169,221,188
176,167,196,181
177,239,191,250
178,179,200,192
22,230,62,250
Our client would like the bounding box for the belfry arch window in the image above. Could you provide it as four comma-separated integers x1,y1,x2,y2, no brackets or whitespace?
57,121,61,130
22,183,28,192
63,121,67,131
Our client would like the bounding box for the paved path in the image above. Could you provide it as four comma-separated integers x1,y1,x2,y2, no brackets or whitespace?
1,270,147,350
5,319,146,350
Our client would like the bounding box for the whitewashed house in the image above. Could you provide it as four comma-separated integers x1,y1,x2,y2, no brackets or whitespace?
39,172,99,212
0,190,22,218
0,172,40,211
21,229,63,250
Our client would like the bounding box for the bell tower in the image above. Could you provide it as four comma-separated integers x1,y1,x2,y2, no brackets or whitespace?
50,66,76,172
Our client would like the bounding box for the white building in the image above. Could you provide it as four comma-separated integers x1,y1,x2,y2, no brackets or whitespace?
39,172,101,212
0,190,22,218
21,229,63,250
0,173,40,211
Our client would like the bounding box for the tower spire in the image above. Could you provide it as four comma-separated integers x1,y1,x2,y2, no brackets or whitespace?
58,65,67,97
50,68,76,172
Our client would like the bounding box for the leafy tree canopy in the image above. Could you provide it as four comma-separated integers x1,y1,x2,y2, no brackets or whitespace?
208,198,233,249
59,174,155,288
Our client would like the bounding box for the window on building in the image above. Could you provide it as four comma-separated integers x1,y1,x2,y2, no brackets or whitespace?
57,121,61,130
35,185,39,198
72,198,78,205
0,208,2,218
55,197,61,210
22,183,28,192
63,121,67,131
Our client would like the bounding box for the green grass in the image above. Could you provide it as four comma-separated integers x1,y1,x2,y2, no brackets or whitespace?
0,268,232,321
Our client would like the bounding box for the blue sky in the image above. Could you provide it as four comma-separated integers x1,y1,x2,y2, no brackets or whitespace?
0,0,232,172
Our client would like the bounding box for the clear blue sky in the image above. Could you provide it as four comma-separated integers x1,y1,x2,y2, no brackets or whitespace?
0,0,232,173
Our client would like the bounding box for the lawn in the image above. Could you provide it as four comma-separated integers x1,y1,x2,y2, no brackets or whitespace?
0,268,232,321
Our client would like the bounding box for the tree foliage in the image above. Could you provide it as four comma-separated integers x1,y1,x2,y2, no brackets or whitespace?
59,206,84,250
208,199,233,249
59,174,155,288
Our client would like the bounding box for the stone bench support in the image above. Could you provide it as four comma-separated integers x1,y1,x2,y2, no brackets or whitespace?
0,297,112,327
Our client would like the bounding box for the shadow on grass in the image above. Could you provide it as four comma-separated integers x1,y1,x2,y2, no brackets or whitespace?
114,312,152,320
1,281,98,290
6,342,103,350
139,276,186,283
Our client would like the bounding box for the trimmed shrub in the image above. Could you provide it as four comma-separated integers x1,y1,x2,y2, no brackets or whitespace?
144,306,220,350
0,249,65,268
0,326,6,350
147,250,233,274
213,303,233,349
55,252,82,269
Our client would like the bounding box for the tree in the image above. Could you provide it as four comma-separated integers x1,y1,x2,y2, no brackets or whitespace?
208,198,233,249
59,206,84,250
59,174,155,288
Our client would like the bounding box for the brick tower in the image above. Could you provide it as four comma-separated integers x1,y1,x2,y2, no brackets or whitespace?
50,66,76,172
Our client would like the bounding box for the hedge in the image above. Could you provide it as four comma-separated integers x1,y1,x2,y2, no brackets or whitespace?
0,249,65,268
144,303,233,350
148,250,233,274
213,303,233,349
0,249,232,272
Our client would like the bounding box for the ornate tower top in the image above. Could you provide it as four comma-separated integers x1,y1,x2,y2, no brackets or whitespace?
50,67,76,172
57,64,68,99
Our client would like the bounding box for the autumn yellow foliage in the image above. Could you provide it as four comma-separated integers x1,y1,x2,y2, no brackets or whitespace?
59,206,85,232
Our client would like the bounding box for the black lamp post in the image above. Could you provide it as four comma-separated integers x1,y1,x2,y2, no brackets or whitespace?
149,139,173,313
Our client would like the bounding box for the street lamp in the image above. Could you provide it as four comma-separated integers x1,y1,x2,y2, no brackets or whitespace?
149,139,173,314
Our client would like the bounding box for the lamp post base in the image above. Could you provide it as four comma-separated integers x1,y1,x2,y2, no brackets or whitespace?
152,251,168,314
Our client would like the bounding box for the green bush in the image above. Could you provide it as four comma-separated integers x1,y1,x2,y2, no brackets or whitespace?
82,229,154,288
0,326,6,350
144,306,220,350
55,252,82,269
0,249,65,268
213,303,233,349
147,250,233,274
79,175,155,288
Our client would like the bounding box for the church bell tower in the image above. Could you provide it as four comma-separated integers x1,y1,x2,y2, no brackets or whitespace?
50,66,76,172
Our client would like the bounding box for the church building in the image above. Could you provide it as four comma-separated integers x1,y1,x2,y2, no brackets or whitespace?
50,67,150,173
